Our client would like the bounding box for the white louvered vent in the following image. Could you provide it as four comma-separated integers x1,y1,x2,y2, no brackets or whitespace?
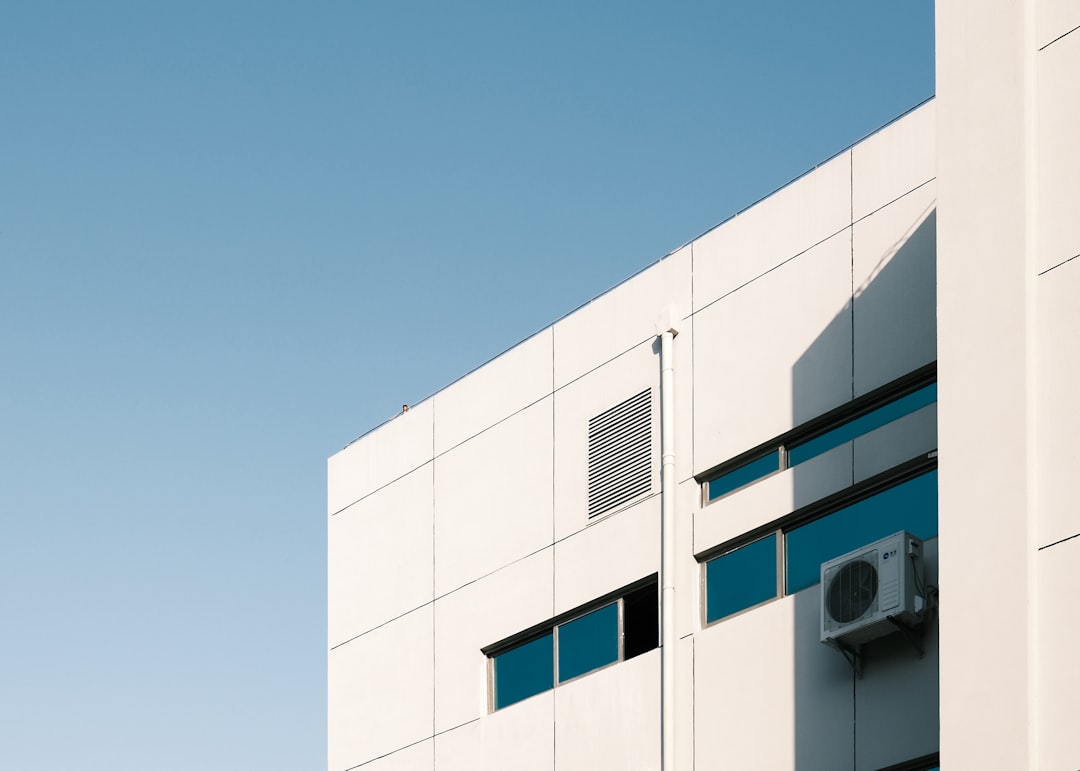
587,388,653,518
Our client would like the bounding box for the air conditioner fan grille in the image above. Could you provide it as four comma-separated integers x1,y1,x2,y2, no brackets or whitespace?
826,559,878,624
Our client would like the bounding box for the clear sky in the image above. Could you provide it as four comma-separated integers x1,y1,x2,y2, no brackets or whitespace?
0,2,933,768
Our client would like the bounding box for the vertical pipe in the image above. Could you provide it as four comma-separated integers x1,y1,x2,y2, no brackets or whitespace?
660,326,678,770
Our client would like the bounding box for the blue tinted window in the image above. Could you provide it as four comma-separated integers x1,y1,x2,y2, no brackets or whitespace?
787,384,937,466
558,603,618,682
707,450,782,500
493,632,553,709
705,533,778,622
786,470,938,594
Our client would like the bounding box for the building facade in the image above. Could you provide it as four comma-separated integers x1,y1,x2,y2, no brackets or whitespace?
328,2,1079,768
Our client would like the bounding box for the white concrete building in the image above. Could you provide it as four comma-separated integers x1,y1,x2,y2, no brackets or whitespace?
328,2,1079,769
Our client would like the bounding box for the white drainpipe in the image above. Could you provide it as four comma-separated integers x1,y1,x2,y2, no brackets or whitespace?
659,320,679,771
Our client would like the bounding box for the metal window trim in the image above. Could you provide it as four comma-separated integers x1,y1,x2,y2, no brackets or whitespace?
488,630,554,712
784,365,936,455
485,576,658,712
554,600,622,687
482,574,657,657
552,622,560,687
697,559,707,631
778,454,938,537
776,528,786,607
705,464,786,503
696,455,938,629
553,652,623,687
701,590,784,629
699,530,783,629
699,445,784,502
697,362,937,501
617,596,626,662
694,454,938,565
486,652,494,714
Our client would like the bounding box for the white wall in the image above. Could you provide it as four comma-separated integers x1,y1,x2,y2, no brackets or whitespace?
1033,14,1080,766
937,1,1080,769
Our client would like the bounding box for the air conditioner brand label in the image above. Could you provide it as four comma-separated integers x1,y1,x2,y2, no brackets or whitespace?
879,546,901,611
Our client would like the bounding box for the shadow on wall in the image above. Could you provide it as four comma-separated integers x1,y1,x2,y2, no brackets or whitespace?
790,207,938,771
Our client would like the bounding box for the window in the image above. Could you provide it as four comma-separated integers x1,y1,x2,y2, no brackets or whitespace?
485,578,658,711
786,470,938,593
492,632,552,710
787,383,936,467
701,468,938,626
705,533,778,622
622,582,658,659
707,450,782,500
704,366,936,502
557,603,618,683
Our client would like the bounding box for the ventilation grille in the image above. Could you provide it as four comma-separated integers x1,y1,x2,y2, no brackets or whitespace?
587,389,653,518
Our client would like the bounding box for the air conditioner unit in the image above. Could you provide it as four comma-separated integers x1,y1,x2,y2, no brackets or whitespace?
820,530,925,649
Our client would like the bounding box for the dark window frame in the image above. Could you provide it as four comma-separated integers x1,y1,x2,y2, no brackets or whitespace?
701,532,782,625
700,363,937,504
698,456,937,628
483,575,659,712
556,601,621,685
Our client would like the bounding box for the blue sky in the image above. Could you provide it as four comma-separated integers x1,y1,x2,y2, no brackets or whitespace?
0,2,933,768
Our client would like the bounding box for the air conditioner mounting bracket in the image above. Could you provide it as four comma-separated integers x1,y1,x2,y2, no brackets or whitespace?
885,615,926,658
831,639,864,678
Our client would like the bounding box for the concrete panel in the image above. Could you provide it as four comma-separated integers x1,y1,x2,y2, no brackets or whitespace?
434,397,553,596
696,466,789,556
1036,536,1080,770
1036,258,1080,546
694,231,853,471
695,443,852,556
1038,0,1080,49
693,152,851,310
790,442,856,509
1038,33,1080,273
851,101,936,222
792,585,855,771
328,466,433,647
353,739,433,771
554,648,660,770
327,606,434,771
554,497,658,616
852,187,937,396
434,693,554,771
553,341,659,541
433,549,553,733
853,404,938,484
553,244,691,389
855,538,939,770
329,399,434,515
936,0,1034,764
432,720,481,771
695,595,795,769
433,329,554,456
